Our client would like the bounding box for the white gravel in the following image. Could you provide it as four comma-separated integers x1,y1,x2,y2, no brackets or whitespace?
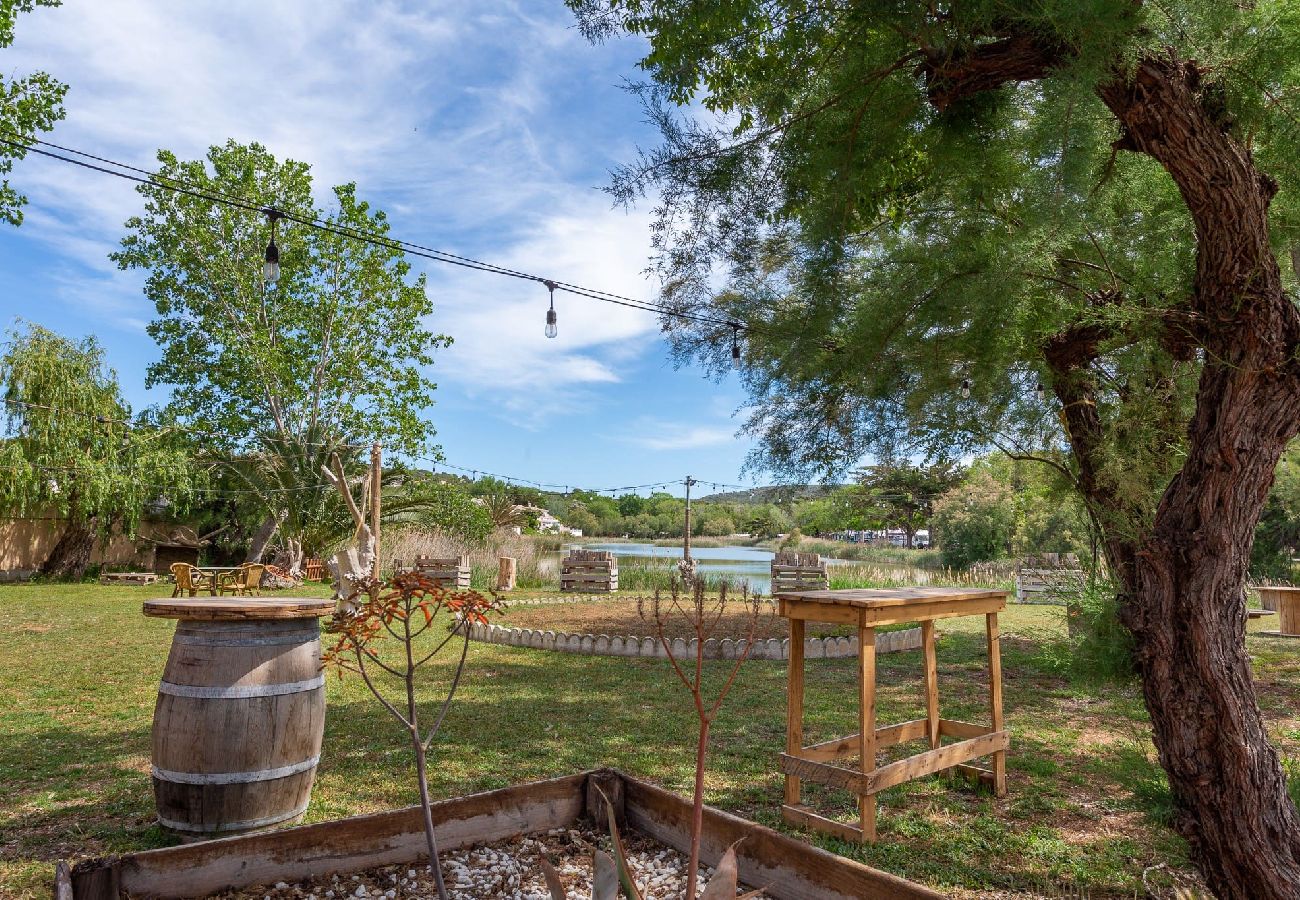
213,823,769,899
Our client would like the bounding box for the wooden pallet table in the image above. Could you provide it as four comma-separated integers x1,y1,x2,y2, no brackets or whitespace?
776,586,1010,843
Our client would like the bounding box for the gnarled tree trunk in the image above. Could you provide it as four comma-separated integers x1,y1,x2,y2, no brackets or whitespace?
244,512,282,563
40,515,98,580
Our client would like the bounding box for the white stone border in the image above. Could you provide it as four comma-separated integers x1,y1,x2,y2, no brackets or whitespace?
465,618,923,660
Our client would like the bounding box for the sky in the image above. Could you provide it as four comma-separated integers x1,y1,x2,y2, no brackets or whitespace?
0,0,766,497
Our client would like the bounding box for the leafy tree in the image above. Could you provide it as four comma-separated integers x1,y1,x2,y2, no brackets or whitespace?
931,472,1015,569
1252,443,1300,580
853,461,961,548
617,492,646,516
478,490,529,531
0,0,66,227
113,141,449,571
571,1,1300,891
0,323,200,577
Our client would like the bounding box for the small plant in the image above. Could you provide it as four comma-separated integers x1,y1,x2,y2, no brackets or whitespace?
639,580,767,899
322,573,500,900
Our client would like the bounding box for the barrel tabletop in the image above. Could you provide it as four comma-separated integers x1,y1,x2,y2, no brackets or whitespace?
776,586,1007,608
143,597,335,621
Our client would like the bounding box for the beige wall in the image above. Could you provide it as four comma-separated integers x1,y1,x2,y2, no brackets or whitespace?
0,517,153,577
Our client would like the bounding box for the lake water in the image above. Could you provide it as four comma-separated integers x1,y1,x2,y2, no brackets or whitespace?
569,542,856,594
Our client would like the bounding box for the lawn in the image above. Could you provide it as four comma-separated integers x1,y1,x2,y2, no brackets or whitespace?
1,582,1297,898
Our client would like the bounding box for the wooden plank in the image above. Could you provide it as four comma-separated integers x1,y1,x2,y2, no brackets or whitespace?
625,780,942,899
780,804,864,846
987,611,1007,796
70,772,588,899
860,732,1010,795
142,598,334,622
785,617,804,806
860,595,1006,627
775,587,1008,608
952,763,997,790
859,625,877,841
922,620,938,750
800,720,925,763
939,719,992,740
779,754,863,794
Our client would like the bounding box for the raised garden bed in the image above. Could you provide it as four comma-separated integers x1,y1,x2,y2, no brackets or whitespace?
58,770,940,900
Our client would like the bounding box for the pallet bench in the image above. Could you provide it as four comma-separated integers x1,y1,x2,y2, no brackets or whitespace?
560,549,618,593
97,572,159,586
411,554,471,588
771,552,828,592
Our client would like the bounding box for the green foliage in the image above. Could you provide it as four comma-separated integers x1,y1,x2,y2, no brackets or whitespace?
931,471,1016,568
852,461,961,546
1038,579,1137,683
1252,441,1300,579
0,322,201,534
0,0,66,227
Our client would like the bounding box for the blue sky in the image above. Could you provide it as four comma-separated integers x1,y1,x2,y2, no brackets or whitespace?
0,1,764,496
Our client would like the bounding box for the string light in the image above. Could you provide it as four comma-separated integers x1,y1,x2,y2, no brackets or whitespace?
263,209,282,285
1036,381,1047,403
960,379,971,399
543,279,558,339
730,322,741,368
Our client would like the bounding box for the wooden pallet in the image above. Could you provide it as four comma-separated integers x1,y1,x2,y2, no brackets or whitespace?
772,552,828,593
98,572,159,586
412,555,472,588
560,549,618,593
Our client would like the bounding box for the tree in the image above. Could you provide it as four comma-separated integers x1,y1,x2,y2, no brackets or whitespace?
0,323,200,577
0,0,66,227
931,472,1015,569
570,2,1300,894
1252,442,1300,580
854,461,961,548
113,141,449,571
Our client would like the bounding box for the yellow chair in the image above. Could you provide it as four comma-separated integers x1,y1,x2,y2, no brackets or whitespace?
170,563,210,597
218,563,265,597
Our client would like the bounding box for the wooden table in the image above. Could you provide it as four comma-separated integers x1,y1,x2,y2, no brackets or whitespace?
1257,586,1300,638
777,586,1010,843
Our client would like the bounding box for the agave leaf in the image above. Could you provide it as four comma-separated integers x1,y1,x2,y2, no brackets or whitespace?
699,842,767,900
592,849,620,900
539,856,567,900
595,785,643,900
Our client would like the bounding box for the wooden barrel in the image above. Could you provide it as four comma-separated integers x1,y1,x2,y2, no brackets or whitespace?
145,599,333,839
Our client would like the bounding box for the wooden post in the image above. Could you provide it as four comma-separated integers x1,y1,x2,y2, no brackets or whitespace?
683,475,696,562
859,623,877,841
986,612,1006,796
785,617,805,807
922,620,939,750
497,557,517,591
369,443,382,581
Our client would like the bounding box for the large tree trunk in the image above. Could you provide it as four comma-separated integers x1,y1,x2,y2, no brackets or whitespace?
1097,55,1300,897
40,516,99,580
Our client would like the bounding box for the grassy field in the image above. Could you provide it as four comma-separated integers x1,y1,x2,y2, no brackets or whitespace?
2,583,1298,898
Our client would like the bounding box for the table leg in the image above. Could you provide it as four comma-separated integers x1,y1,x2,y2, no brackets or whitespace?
986,611,1007,797
785,617,805,807
922,620,939,750
859,624,877,841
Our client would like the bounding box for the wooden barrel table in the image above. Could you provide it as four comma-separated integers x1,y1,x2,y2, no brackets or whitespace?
142,597,335,839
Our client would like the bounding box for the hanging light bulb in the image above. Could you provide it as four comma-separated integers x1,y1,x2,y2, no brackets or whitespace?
1036,381,1047,403
960,378,972,399
263,209,282,285
730,322,742,368
47,478,60,496
543,279,558,339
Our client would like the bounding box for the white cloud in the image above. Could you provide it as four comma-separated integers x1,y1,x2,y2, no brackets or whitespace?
615,418,736,451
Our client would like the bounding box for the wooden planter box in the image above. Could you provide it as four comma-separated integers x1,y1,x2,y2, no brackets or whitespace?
58,770,939,900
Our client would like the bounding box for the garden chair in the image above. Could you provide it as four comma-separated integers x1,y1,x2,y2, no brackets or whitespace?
170,563,209,597
218,563,265,597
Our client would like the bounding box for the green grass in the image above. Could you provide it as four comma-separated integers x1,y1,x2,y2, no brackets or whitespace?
2,583,1298,897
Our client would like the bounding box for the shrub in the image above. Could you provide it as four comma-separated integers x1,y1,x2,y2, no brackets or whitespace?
931,472,1015,568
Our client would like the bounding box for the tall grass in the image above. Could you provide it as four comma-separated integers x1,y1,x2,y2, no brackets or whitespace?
790,537,947,568
616,558,757,594
382,529,560,590
829,562,1014,591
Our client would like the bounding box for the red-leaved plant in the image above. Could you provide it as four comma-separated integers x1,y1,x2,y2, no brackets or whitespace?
322,573,500,900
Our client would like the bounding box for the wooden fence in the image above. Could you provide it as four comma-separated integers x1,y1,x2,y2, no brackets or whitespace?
560,549,618,593
771,551,829,593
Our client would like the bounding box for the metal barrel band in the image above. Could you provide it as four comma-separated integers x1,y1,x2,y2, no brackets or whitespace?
171,631,316,647
158,675,325,699
156,797,311,834
152,754,320,785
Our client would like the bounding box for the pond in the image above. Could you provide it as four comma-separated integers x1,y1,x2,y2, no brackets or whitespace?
567,542,856,594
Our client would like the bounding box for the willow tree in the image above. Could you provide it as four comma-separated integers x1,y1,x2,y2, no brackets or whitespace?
0,323,199,577
113,141,450,572
570,1,1300,895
